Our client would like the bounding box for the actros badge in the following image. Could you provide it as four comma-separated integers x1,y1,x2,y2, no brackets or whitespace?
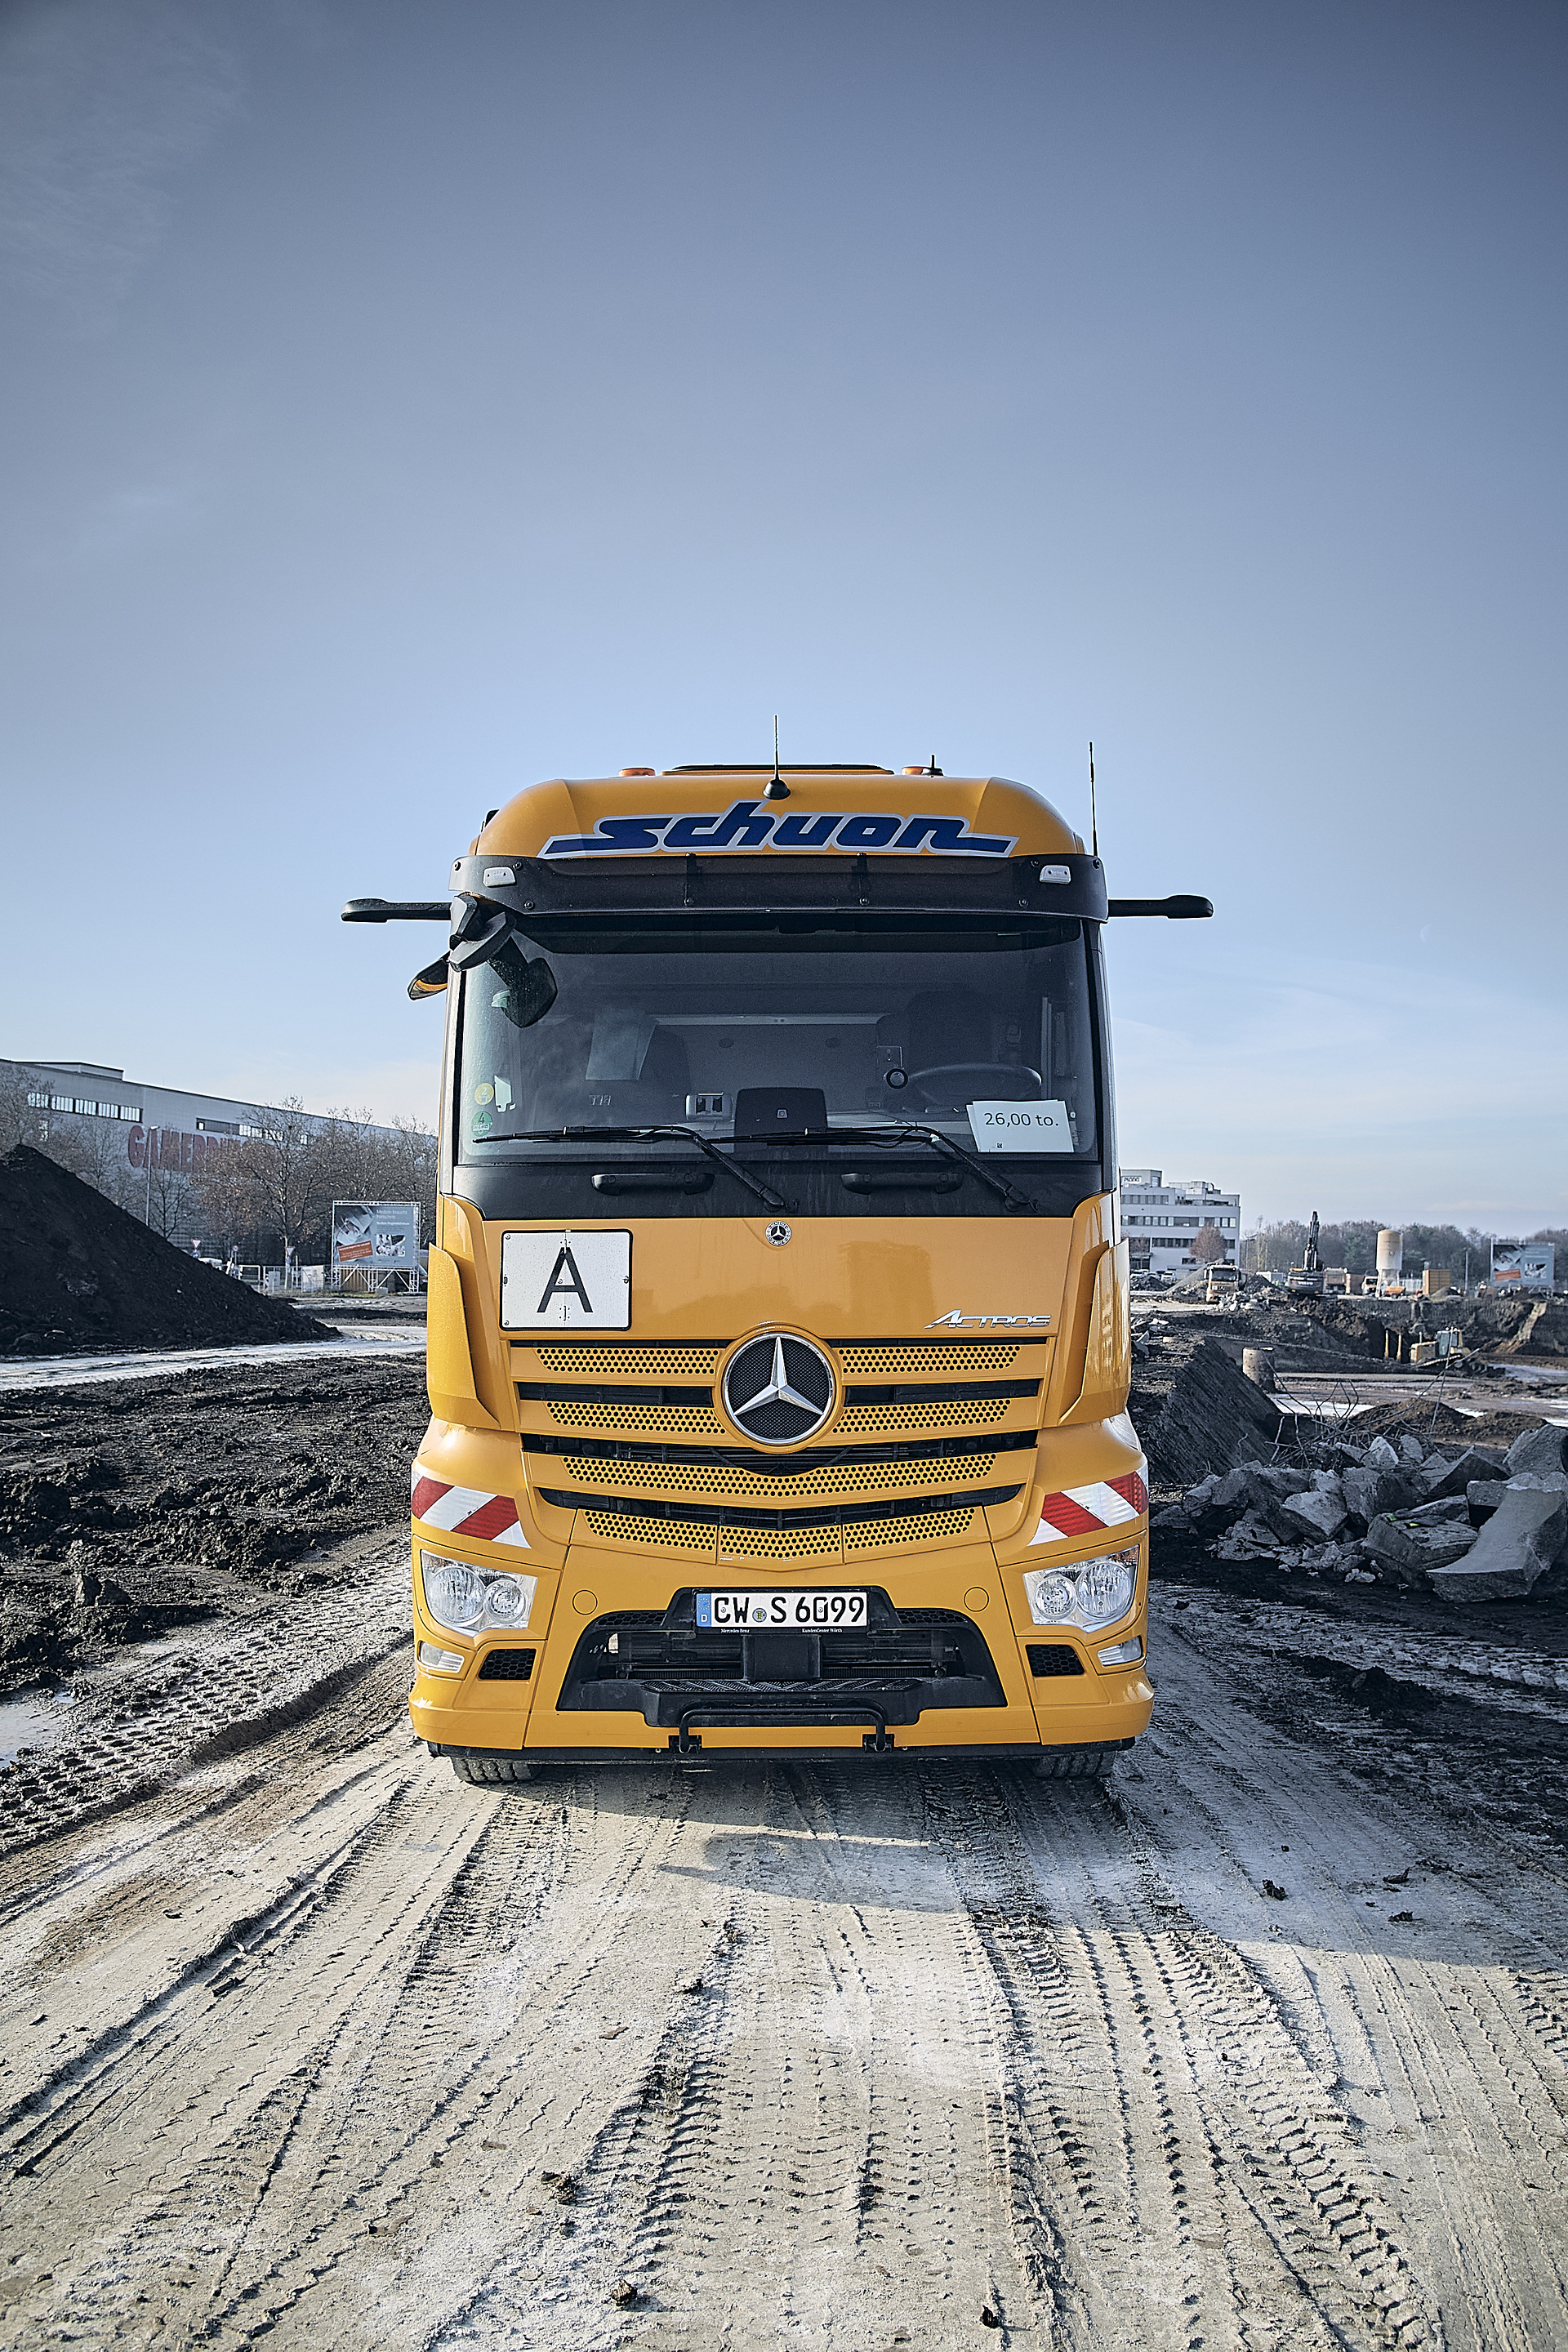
926,1310,1052,1328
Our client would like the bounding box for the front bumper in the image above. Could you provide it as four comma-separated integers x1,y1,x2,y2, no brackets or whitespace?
409,1534,1152,1757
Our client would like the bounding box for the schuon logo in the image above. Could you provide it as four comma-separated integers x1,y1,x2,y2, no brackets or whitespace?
543,801,1017,858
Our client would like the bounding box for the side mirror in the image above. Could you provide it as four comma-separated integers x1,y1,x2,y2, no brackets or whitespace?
408,956,449,1002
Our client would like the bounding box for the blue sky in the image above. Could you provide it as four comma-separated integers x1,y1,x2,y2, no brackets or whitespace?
2,0,1564,1231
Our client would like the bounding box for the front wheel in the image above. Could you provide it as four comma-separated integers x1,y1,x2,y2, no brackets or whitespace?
1033,1745,1124,1781
447,1749,536,1785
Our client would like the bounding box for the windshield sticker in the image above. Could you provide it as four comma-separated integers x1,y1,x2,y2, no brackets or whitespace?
965,1100,1076,1154
541,800,1018,858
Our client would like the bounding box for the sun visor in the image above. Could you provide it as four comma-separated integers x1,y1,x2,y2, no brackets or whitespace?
445,849,1110,923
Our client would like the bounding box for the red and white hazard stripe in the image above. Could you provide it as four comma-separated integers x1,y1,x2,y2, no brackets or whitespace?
410,1463,530,1548
1029,1466,1148,1545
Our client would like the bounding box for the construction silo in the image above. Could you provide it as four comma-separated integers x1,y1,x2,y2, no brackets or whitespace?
1377,1230,1403,1288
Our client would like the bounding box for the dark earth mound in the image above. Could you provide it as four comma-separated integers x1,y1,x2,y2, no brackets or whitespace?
0,1356,429,1691
0,1147,334,1356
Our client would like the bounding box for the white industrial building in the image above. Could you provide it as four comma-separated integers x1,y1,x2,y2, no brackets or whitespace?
1118,1169,1241,1276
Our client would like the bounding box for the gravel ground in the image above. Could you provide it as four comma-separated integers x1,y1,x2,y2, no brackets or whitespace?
1,1358,1565,2350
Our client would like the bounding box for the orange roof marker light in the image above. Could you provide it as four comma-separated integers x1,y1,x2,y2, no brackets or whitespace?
620,767,656,777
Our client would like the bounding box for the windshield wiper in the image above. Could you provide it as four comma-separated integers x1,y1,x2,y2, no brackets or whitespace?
475,1126,791,1214
761,1124,1040,1214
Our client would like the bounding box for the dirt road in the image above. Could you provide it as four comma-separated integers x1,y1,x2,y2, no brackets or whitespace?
2,1543,1566,2351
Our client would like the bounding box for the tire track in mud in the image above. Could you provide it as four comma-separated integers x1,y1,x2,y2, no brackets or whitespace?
426,1763,1022,2352
919,1764,1435,2351
0,1535,410,1864
4,1601,1568,2350
13,1761,706,2352
1134,1601,1568,2351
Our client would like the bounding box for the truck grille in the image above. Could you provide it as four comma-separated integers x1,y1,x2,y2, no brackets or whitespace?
514,1340,1045,1532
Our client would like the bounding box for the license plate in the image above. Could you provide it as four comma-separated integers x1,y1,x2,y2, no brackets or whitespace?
697,1588,868,1629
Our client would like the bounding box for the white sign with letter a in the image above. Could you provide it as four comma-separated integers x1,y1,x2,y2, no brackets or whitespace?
500,1230,632,1329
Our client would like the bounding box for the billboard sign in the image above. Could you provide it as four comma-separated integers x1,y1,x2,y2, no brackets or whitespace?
332,1201,420,1279
1491,1243,1554,1292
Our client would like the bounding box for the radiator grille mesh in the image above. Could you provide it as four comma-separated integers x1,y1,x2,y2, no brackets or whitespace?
837,1400,1009,1433
547,1454,1000,1501
530,1345,721,1377
582,1510,714,1551
546,1401,727,1436
715,1526,844,1561
843,1508,974,1550
840,1343,1022,1374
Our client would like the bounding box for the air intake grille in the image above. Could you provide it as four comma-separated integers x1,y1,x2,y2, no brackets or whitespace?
715,1526,844,1560
545,1454,1000,1501
838,1400,1009,1433
840,1343,1023,1374
1027,1644,1085,1678
539,1484,1019,1533
844,1508,974,1549
531,1346,722,1377
477,1647,537,1680
583,1511,715,1551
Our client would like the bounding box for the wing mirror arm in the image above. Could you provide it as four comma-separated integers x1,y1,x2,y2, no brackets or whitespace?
1105,895,1214,919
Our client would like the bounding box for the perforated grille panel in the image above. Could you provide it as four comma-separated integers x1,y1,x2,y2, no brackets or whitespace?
715,1527,843,1560
551,1454,1000,1502
838,1400,1009,1433
840,1343,1022,1375
531,1346,721,1377
582,1510,714,1550
546,1401,727,1436
843,1508,975,1550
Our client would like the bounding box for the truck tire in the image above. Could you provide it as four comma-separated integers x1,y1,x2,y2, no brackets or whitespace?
448,1750,536,1785
1033,1745,1123,1780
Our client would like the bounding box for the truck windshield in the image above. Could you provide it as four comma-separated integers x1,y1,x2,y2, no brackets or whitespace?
457,914,1100,1166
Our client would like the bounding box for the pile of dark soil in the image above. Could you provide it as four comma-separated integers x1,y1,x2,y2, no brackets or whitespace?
0,1356,429,1690
1346,1396,1551,1453
0,1147,333,1356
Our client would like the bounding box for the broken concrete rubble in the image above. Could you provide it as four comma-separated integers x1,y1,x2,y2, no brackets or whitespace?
1340,1464,1427,1530
1428,1484,1568,1602
1364,1500,1479,1584
1503,1423,1568,1480
1423,1446,1508,1500
1278,1484,1349,1542
1156,1426,1568,1598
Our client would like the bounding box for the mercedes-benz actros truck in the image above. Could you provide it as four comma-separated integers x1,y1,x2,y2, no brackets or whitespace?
345,762,1209,1782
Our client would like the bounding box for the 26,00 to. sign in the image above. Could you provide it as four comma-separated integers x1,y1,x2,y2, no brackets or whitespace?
964,1098,1076,1154
697,1589,869,1628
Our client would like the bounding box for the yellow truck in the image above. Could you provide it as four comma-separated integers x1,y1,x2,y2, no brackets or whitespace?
345,764,1210,1781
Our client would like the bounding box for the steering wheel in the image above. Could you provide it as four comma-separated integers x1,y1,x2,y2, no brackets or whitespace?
900,1063,1043,1111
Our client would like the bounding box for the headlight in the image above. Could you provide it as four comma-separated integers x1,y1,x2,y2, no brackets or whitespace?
1022,1544,1139,1631
420,1549,537,1635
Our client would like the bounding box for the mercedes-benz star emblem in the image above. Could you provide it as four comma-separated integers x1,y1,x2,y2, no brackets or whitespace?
723,1333,835,1446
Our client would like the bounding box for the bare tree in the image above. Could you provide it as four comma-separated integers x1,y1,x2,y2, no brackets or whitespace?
1190,1223,1229,1267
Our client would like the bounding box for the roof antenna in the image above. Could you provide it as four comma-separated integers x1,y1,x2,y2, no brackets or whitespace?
1088,740,1098,859
925,751,943,776
764,715,790,800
